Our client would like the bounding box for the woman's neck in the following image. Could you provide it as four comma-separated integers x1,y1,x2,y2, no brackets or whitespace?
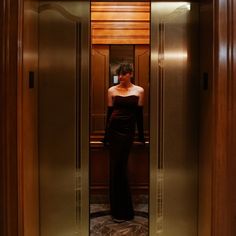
118,82,133,89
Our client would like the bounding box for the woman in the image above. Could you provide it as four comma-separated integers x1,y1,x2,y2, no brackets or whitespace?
103,63,145,222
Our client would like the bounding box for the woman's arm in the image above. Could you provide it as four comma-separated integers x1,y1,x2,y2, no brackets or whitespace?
138,87,144,106
103,88,114,145
137,87,145,143
107,87,113,106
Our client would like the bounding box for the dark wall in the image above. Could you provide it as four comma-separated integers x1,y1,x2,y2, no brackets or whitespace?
0,0,19,236
0,1,4,235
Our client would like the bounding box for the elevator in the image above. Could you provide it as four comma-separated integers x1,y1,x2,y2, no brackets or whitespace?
21,1,206,236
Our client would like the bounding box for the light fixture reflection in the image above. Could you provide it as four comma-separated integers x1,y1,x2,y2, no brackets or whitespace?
156,2,191,15
164,51,188,60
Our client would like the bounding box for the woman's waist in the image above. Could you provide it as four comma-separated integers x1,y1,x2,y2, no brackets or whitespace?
110,115,135,125
109,118,135,131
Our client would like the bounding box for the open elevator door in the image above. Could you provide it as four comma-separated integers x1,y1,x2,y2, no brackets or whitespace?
37,1,199,236
38,1,90,236
150,2,199,236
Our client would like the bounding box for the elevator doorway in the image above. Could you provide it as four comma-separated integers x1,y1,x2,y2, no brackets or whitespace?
23,1,201,236
90,44,150,234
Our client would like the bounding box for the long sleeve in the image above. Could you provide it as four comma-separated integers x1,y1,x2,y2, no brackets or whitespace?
136,106,145,143
102,106,113,145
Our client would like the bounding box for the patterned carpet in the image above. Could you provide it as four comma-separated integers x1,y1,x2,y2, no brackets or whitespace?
90,203,148,236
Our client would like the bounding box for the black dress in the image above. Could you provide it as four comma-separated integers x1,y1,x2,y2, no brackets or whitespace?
107,95,141,220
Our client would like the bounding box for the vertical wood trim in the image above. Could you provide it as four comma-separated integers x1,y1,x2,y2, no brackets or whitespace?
1,0,19,235
0,0,5,235
19,2,39,235
91,45,109,135
135,45,150,131
227,0,236,234
17,0,24,235
213,0,228,234
213,0,236,235
229,0,236,233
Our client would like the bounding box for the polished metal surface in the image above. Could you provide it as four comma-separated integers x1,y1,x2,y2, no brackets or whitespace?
38,2,90,236
150,3,160,236
150,2,199,236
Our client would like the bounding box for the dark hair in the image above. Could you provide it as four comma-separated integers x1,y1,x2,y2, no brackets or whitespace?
116,63,133,75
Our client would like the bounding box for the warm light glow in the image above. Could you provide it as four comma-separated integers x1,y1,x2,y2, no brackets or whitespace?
156,2,191,15
164,51,188,60
186,3,191,11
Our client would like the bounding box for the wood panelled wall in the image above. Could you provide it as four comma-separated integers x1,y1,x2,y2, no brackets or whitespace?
91,45,109,136
1,0,19,236
135,45,149,131
91,45,149,136
90,45,149,194
212,0,236,235
91,2,150,44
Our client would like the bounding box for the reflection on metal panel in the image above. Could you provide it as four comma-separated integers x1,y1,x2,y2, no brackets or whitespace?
151,2,199,236
38,2,90,236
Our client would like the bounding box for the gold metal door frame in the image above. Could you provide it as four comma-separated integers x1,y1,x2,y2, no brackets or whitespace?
150,2,160,235
79,1,90,235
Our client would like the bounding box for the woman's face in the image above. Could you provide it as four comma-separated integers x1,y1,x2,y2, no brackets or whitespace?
118,72,132,84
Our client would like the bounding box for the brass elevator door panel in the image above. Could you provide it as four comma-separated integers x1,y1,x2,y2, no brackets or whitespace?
38,2,90,236
150,2,199,236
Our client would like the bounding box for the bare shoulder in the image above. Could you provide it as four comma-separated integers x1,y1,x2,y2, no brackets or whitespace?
108,85,117,95
133,85,144,94
108,85,116,91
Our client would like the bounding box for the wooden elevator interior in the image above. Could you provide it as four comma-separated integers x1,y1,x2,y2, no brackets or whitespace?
90,2,150,196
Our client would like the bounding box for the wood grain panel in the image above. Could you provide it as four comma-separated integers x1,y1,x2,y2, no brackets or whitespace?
93,38,149,45
92,22,149,30
1,0,19,235
93,29,149,36
229,1,236,234
212,0,236,235
135,45,150,132
18,1,39,236
91,45,109,135
228,0,236,234
229,5,236,232
91,2,150,12
92,12,149,21
91,2,150,44
0,0,4,234
93,29,149,44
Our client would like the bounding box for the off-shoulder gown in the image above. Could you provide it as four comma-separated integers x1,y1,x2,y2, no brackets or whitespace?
107,95,140,220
